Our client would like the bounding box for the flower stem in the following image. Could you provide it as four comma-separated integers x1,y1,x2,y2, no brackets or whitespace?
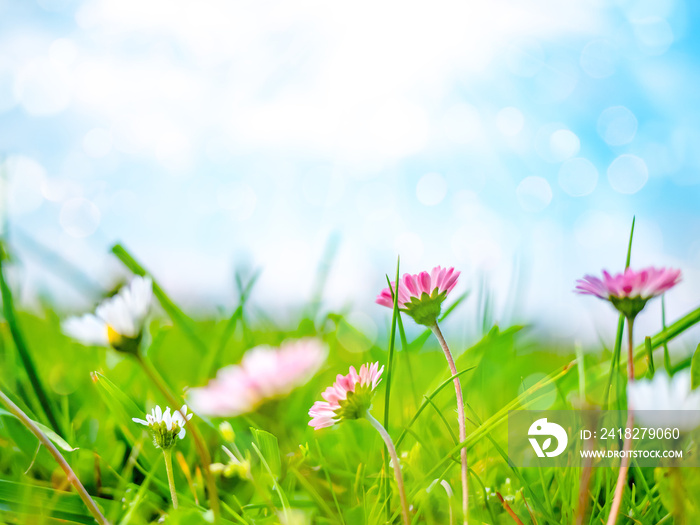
625,317,635,382
365,410,410,525
0,388,110,525
606,316,635,525
431,322,469,525
163,448,179,509
134,355,220,521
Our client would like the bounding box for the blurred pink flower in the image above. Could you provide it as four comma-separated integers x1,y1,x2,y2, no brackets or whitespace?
308,362,384,430
188,338,327,417
376,266,460,326
575,266,681,318
575,267,680,300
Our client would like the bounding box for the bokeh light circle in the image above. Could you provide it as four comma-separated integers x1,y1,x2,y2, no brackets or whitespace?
549,129,580,161
607,154,649,194
580,39,616,78
633,17,674,56
597,106,638,146
535,124,579,163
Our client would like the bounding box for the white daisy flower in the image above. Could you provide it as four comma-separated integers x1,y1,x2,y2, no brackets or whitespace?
627,370,700,432
132,404,193,450
63,276,153,353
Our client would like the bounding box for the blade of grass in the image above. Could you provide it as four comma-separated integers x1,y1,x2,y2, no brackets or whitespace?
382,256,401,522
424,396,458,445
314,440,346,525
662,295,671,372
111,244,208,354
644,336,655,377
413,362,577,511
468,468,498,525
383,256,401,433
0,389,109,524
0,255,62,436
465,403,552,523
603,216,635,411
201,270,260,380
251,442,290,518
396,366,476,449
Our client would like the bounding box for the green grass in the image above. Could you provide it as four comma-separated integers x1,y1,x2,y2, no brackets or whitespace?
0,241,699,524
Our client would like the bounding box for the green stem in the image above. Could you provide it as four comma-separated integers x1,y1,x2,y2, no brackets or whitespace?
365,410,410,525
431,322,469,525
163,449,179,509
134,355,220,521
0,388,109,525
606,316,635,525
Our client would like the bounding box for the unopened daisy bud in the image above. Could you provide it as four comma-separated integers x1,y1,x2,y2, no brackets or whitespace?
376,266,459,327
63,276,154,354
209,462,226,475
308,362,384,429
575,267,681,320
219,421,235,442
221,446,251,479
132,405,193,450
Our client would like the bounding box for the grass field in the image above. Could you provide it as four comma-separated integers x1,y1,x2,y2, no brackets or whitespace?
1,235,699,525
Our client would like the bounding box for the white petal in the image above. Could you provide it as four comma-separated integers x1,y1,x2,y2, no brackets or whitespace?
96,295,137,337
122,276,153,327
178,428,186,439
155,405,162,421
63,314,109,346
132,418,149,426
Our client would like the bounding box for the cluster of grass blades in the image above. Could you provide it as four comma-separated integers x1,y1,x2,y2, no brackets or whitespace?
1,222,700,524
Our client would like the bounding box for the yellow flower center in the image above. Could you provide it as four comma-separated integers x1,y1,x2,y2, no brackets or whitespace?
106,325,141,354
107,325,123,347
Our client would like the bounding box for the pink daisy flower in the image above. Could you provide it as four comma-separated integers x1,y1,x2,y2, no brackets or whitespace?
308,362,384,430
189,338,327,417
376,266,460,326
575,266,681,318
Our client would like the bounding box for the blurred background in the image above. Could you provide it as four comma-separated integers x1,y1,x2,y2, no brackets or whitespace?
2,0,700,350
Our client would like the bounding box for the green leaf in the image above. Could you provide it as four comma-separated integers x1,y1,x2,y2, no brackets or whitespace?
251,427,282,479
0,407,77,451
691,343,700,389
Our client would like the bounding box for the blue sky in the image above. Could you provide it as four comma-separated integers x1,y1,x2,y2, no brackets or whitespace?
2,0,700,349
